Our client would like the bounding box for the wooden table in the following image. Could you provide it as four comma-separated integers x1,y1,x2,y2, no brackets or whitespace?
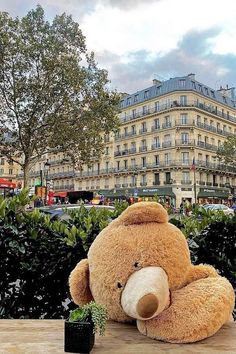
0,320,235,354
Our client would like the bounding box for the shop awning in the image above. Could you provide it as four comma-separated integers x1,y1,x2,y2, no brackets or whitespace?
137,187,175,197
198,188,229,199
54,191,67,197
0,178,16,188
105,187,175,198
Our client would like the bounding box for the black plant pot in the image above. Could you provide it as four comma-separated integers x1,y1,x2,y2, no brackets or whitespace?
64,320,95,353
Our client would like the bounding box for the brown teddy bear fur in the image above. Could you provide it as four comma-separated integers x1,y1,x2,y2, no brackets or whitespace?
69,202,235,343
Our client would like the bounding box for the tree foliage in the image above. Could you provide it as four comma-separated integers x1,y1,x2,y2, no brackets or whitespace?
217,136,236,165
0,5,120,186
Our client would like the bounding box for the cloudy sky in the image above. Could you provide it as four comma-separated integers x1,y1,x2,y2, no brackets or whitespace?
1,0,236,94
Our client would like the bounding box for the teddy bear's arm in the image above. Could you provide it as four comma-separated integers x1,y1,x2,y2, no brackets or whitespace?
184,264,219,286
69,259,94,305
137,276,235,343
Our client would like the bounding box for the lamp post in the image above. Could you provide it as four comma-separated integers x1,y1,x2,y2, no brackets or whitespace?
44,159,50,206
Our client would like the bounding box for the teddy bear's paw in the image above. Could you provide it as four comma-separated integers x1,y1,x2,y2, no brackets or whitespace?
137,276,235,343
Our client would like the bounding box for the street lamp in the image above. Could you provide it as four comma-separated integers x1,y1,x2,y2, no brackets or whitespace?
44,159,51,205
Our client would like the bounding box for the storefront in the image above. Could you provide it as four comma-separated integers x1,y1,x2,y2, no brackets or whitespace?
104,187,176,206
197,187,229,204
0,178,16,197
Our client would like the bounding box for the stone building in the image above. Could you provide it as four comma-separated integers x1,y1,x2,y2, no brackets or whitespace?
25,74,236,207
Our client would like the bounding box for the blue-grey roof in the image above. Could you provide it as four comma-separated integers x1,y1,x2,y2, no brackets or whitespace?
120,75,236,110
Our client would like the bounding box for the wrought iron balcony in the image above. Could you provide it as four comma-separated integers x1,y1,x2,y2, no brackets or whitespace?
181,180,192,185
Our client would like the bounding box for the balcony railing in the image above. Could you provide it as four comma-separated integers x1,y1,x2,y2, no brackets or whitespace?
114,184,121,188
151,125,160,131
175,140,195,146
153,181,160,185
119,99,236,124
129,148,137,154
140,182,147,186
151,143,160,150
162,141,172,148
162,123,172,129
139,128,148,134
181,180,192,185
139,146,147,152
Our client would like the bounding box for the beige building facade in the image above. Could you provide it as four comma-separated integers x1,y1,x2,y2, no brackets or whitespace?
25,74,236,207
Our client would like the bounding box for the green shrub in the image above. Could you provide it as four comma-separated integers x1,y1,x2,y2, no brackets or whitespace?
0,191,86,319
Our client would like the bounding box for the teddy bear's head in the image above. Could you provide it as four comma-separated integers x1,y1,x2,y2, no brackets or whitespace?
69,202,192,322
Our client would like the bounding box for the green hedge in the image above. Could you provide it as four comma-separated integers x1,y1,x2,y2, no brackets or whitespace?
0,194,235,319
0,192,120,319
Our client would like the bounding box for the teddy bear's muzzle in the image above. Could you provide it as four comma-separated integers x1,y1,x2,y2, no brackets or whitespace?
121,266,170,320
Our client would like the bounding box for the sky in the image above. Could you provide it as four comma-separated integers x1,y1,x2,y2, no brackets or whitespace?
1,0,236,94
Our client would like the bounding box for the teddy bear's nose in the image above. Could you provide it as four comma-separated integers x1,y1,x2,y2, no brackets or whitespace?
121,266,170,320
137,293,159,319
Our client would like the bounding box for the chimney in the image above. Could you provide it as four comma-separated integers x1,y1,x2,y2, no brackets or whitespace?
153,79,162,85
188,73,195,80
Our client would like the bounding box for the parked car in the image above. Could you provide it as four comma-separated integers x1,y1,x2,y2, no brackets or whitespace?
39,204,115,221
230,204,236,213
201,204,234,216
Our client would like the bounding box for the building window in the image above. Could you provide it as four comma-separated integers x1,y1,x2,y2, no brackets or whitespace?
9,169,13,175
204,87,209,95
105,162,109,172
180,113,188,124
141,174,146,185
181,152,189,164
120,100,124,108
180,95,187,105
165,172,171,183
131,158,136,168
164,153,170,165
156,86,161,95
182,171,190,182
153,137,160,148
154,173,160,185
141,157,146,167
132,109,136,118
198,85,203,92
134,94,139,102
127,97,131,105
192,81,196,89
164,115,171,127
105,147,109,155
131,125,136,135
141,122,147,132
143,106,148,115
144,90,149,99
211,90,215,98
154,118,160,129
181,133,189,144
124,160,128,169
0,158,4,165
124,127,128,136
117,161,120,170
155,101,159,111
154,155,159,166
179,79,186,87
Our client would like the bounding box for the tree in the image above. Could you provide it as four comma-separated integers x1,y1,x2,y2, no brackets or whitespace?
217,136,236,165
0,6,120,187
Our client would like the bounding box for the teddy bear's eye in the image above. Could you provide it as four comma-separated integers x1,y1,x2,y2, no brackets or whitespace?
134,262,139,268
117,282,123,288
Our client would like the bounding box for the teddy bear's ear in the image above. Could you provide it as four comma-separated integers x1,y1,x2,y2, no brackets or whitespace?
69,259,94,306
118,202,168,225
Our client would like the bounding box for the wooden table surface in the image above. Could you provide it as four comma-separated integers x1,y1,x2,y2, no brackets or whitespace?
0,320,235,354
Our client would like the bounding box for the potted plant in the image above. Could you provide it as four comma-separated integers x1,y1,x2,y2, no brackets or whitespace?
64,301,109,353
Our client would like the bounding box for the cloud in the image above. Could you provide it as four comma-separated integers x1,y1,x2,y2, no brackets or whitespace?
96,28,236,93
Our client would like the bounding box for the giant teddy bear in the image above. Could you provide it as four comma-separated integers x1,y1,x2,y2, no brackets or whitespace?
69,202,235,343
